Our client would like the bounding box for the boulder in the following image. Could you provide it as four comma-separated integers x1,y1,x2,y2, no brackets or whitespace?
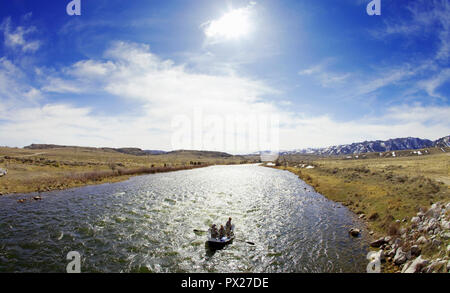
386,248,396,258
411,216,420,225
425,204,442,219
0,168,6,177
426,218,439,231
416,236,428,245
368,212,379,221
405,249,413,260
410,245,421,257
432,226,441,235
440,220,450,230
401,260,412,273
424,259,447,273
370,237,386,248
349,228,361,237
431,238,442,247
441,232,450,240
402,256,429,273
393,238,402,246
393,247,407,265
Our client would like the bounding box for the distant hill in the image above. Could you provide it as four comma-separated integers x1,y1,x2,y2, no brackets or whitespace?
22,135,450,157
25,144,77,150
24,144,239,158
24,144,167,156
167,150,233,158
23,144,235,158
104,148,166,156
281,135,450,156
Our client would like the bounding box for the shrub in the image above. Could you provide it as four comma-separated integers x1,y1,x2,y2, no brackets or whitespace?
368,212,379,221
388,222,401,236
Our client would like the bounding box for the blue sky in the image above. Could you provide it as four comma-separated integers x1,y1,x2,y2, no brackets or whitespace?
0,0,449,152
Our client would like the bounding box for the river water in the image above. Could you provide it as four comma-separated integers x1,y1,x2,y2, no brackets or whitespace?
0,164,369,272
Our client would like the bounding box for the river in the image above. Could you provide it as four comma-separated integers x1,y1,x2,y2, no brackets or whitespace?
0,164,369,272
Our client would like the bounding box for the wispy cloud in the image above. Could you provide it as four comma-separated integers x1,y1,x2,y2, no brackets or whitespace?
373,0,450,60
1,40,448,151
0,6,448,152
0,17,40,53
298,58,351,88
417,68,450,98
0,57,41,105
279,104,450,149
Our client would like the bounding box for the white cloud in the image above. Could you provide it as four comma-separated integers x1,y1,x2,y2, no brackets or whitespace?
373,0,450,61
0,57,41,105
1,41,449,152
279,105,450,149
298,58,334,76
41,77,85,94
298,64,323,76
417,68,450,98
353,66,416,96
298,59,351,88
0,17,41,53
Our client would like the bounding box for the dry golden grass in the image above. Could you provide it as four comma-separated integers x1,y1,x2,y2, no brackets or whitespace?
0,146,257,194
277,150,450,237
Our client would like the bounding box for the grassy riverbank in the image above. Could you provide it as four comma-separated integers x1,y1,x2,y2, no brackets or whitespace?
274,148,450,238
0,146,258,195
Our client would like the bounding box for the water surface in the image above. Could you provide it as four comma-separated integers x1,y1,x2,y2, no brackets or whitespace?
0,164,369,272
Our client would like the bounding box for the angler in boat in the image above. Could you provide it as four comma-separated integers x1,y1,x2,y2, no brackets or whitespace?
208,218,235,247
210,224,219,238
225,217,232,237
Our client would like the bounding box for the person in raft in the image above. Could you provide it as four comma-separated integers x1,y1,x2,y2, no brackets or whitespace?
225,217,232,237
210,224,219,239
219,225,226,239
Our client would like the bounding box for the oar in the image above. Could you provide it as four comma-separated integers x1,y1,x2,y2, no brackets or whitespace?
193,229,207,233
193,229,255,245
236,239,255,246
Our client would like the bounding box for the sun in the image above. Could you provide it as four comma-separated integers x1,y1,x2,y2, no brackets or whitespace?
203,5,254,41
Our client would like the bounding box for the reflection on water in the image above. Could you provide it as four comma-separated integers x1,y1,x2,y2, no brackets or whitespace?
0,165,369,272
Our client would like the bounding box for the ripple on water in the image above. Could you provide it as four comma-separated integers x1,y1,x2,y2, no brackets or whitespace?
0,165,369,272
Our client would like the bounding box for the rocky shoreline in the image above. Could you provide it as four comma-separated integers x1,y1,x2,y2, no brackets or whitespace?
368,202,450,273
